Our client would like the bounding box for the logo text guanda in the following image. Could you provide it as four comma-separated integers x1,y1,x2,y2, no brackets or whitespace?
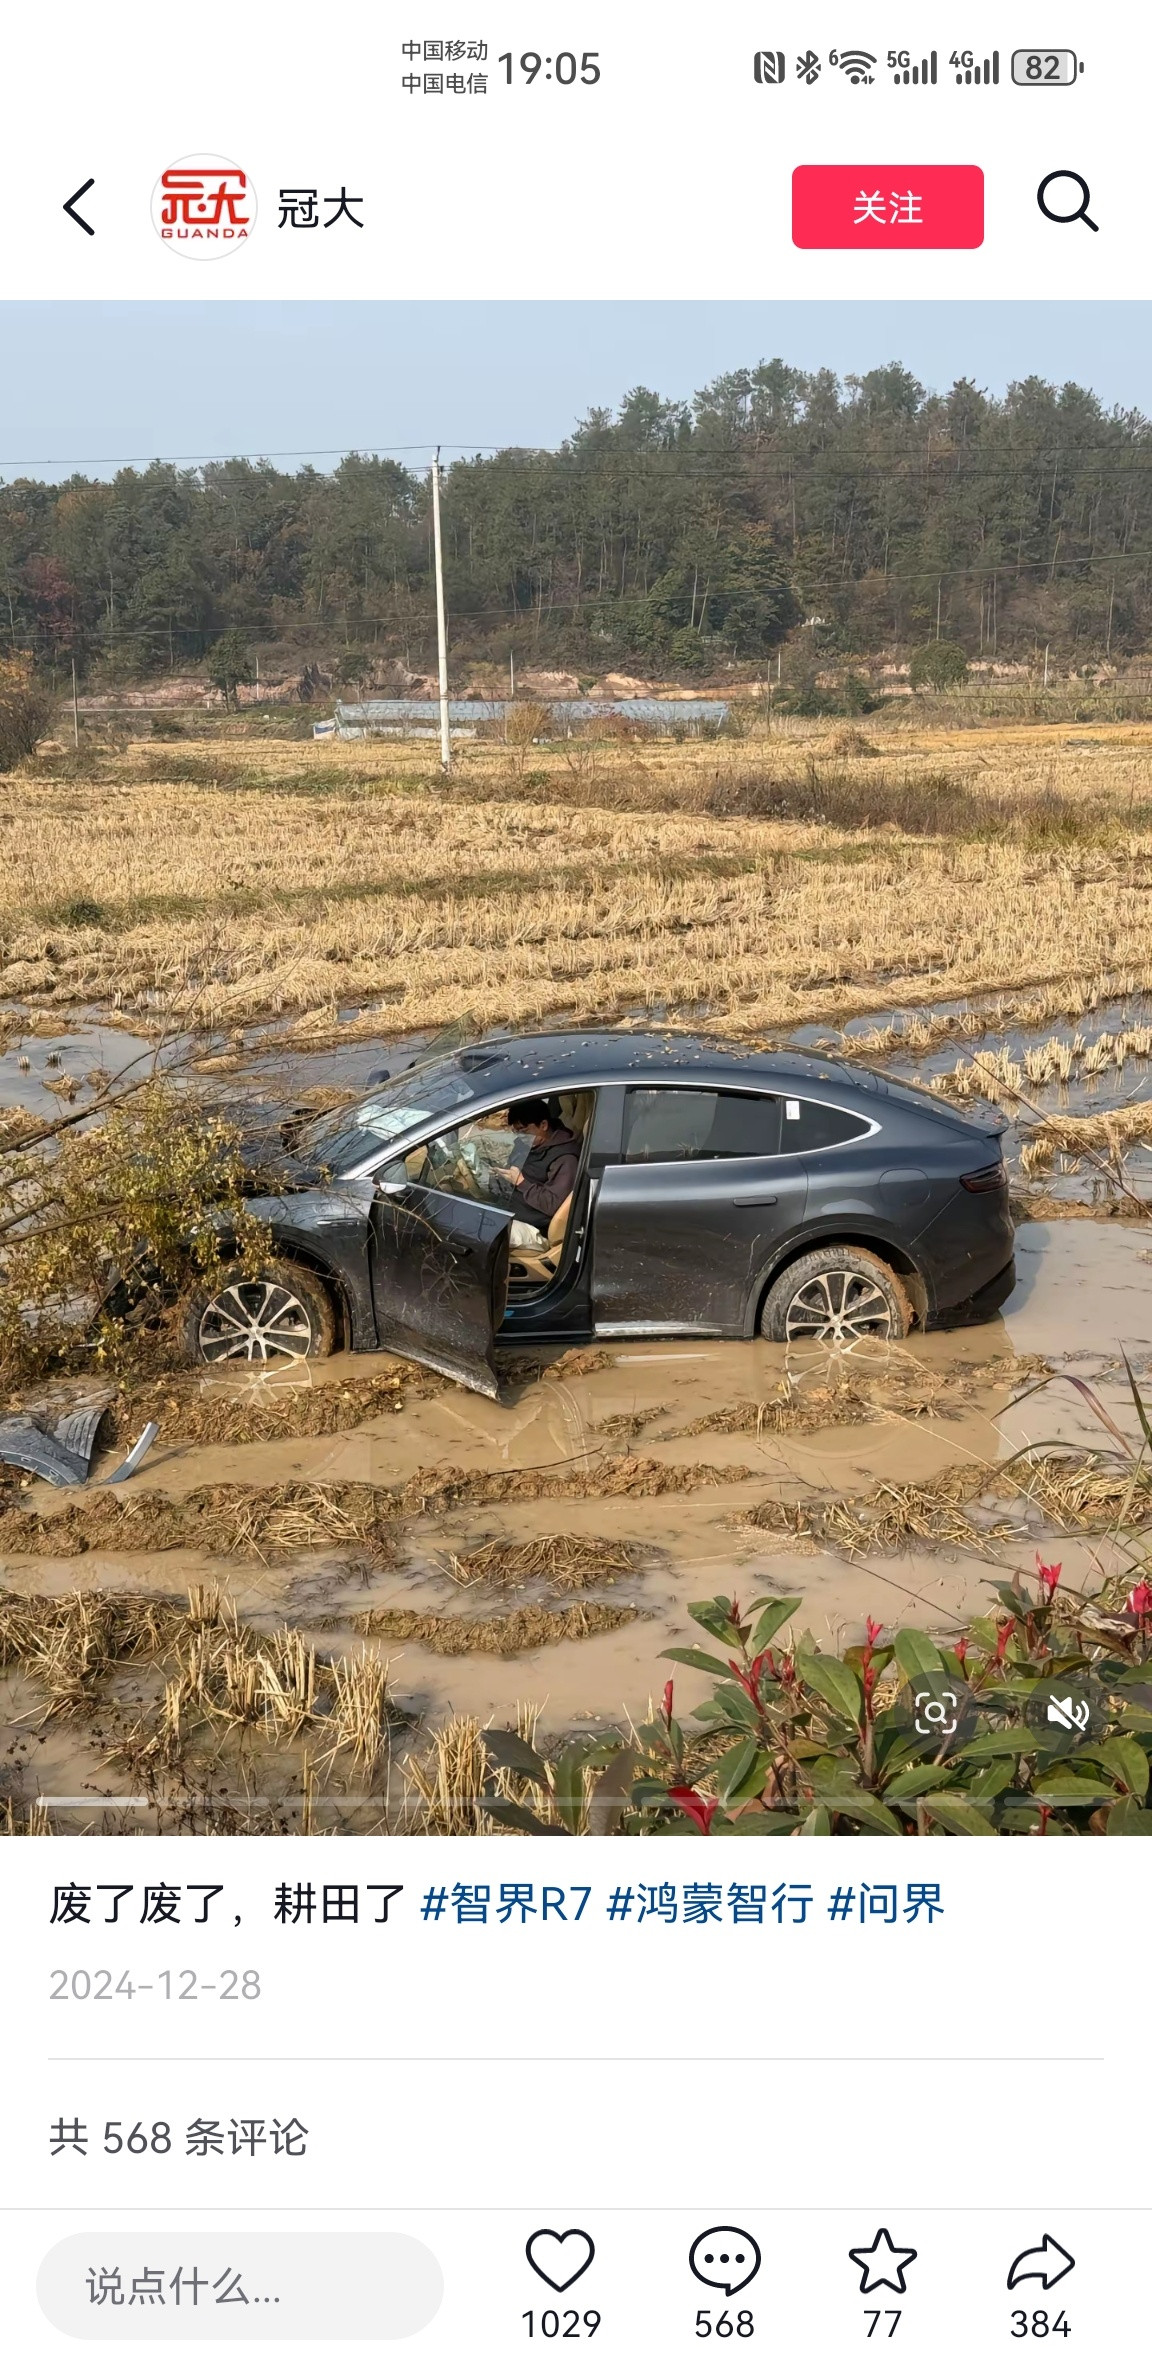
152,158,256,255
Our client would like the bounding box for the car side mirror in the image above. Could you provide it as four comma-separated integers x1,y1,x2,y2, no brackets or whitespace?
374,1159,408,1190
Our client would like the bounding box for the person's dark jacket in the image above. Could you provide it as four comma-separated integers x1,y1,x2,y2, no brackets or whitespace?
507,1125,581,1227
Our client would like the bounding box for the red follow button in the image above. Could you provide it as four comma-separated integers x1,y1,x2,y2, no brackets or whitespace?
792,164,984,248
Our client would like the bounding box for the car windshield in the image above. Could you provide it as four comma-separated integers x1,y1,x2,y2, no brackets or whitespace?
295,1057,485,1172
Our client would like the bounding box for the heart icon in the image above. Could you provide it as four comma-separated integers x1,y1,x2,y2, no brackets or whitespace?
525,2229,596,2293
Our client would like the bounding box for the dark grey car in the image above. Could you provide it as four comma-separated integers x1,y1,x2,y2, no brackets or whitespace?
184,1031,1015,1396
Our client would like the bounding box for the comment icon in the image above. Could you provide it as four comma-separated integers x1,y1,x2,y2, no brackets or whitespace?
688,2227,761,2295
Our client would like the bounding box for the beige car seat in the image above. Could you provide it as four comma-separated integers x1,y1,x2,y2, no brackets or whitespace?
507,1193,573,1284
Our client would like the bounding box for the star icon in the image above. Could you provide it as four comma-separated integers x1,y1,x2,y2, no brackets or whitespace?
848,2228,918,2294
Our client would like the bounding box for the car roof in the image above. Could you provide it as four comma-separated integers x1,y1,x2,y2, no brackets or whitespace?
450,1029,839,1086
448,1029,941,1099
437,1030,994,1137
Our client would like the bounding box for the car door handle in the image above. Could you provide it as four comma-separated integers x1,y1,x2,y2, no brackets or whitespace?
732,1194,778,1207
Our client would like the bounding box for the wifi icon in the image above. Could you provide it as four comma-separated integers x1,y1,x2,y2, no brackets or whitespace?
830,47,876,82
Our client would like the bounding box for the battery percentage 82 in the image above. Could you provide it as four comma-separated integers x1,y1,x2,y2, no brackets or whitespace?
1011,49,1082,84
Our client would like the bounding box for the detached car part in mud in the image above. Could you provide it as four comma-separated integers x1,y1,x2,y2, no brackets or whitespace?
0,1402,158,1488
177,1030,1016,1399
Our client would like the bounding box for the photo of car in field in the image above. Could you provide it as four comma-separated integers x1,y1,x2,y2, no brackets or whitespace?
2,298,1152,1838
192,1032,1014,1392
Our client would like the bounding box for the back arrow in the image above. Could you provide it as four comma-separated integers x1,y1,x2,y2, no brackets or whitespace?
63,179,95,236
1006,2236,1076,2292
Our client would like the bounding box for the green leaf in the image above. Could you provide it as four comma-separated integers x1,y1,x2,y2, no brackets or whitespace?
686,1596,746,1649
749,1595,802,1652
481,1729,549,1788
666,1646,736,1679
797,1650,864,1728
966,1760,1016,1800
806,1754,857,1789
552,1744,593,1830
724,1809,807,1835
586,1746,636,1837
884,1764,961,1801
708,1682,763,1731
923,1795,997,1836
1122,1347,1152,1449
893,1628,944,1681
844,1642,894,1679
1030,1770,1116,1806
715,1740,771,1807
1083,1736,1149,1797
800,1805,832,1835
812,1791,903,1834
476,1796,566,1836
951,1728,1040,1762
1107,1797,1152,1835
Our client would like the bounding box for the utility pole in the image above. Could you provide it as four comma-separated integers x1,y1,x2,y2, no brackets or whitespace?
431,448,451,772
71,655,79,751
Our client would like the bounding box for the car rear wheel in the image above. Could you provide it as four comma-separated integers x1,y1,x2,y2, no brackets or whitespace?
761,1246,913,1345
183,1260,338,1367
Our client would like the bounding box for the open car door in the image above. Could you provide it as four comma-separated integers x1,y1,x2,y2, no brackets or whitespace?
368,1183,510,1397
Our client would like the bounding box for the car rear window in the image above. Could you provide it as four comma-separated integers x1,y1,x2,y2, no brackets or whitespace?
781,1097,871,1152
622,1087,780,1162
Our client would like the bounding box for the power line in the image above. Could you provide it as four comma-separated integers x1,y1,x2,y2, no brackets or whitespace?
3,442,1152,478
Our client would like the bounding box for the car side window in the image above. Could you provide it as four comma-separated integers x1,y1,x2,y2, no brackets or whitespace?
395,1112,521,1200
780,1097,871,1152
622,1087,780,1163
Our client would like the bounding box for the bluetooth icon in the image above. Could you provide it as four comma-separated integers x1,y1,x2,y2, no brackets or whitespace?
796,48,822,83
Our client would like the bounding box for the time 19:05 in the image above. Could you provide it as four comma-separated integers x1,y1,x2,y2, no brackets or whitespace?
499,52,601,82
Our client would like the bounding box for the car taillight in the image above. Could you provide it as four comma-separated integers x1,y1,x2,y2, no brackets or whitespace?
960,1161,1006,1193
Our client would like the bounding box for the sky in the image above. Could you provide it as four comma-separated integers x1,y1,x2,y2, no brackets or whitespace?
2,300,1151,478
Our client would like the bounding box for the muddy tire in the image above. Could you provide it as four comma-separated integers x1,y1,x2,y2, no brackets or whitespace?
183,1260,338,1368
761,1245,913,1345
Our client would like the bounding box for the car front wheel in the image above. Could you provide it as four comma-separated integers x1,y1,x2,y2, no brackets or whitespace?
183,1260,338,1367
761,1245,913,1345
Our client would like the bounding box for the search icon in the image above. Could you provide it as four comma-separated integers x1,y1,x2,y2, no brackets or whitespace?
1037,169,1098,231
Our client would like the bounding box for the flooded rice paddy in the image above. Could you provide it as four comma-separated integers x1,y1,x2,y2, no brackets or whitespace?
3,969,1152,1830
2,1216,1150,1831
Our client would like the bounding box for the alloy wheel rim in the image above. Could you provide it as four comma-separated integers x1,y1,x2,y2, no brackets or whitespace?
196,1279,315,1364
784,1269,894,1344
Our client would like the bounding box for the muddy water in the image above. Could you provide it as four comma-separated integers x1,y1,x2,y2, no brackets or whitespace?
3,1217,1151,1829
0,1019,156,1121
0,1009,420,1135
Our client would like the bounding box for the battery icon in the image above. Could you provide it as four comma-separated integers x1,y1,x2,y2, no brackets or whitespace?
1011,48,1083,85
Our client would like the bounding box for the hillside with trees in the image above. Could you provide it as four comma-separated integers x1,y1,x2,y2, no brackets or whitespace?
1,359,1149,683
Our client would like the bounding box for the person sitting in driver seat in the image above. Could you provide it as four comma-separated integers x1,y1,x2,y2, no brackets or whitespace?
491,1096,582,1230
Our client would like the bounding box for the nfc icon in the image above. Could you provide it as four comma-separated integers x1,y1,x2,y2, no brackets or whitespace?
754,51,786,83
